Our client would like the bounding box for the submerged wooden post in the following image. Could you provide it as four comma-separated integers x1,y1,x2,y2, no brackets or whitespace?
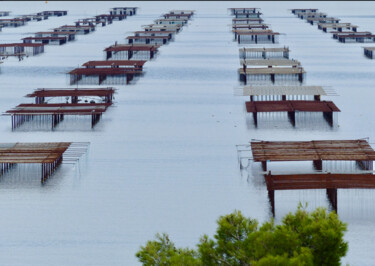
268,189,275,217
298,73,304,83
270,74,275,83
253,112,258,127
288,111,296,127
313,160,323,171
262,161,267,171
323,112,333,127
326,188,337,212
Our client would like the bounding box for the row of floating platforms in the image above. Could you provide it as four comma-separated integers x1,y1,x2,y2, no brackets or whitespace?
21,8,139,46
291,8,375,44
0,7,136,63
68,9,194,86
4,9,195,131
233,9,373,217
229,8,340,128
0,9,193,184
0,10,67,29
229,8,280,44
0,8,138,183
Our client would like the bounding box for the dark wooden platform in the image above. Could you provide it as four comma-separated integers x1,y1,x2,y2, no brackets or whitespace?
265,172,375,216
245,100,340,127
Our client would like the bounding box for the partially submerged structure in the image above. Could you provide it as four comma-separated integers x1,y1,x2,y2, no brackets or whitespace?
68,66,143,85
297,12,327,19
232,18,264,25
22,36,67,45
126,35,171,45
54,25,95,34
26,87,116,104
143,24,182,33
0,18,27,27
318,23,358,32
238,85,330,101
6,87,113,129
109,7,138,16
35,31,76,41
0,142,84,183
168,10,194,15
241,58,300,70
6,103,112,130
162,13,192,19
94,14,126,22
232,24,269,31
0,11,11,17
104,44,159,60
332,31,370,39
307,17,340,25
338,34,375,43
228,8,262,18
245,100,339,127
239,66,305,84
248,139,375,215
134,30,175,38
42,10,68,16
291,8,318,14
236,31,280,44
239,47,290,59
154,18,188,26
0,43,44,56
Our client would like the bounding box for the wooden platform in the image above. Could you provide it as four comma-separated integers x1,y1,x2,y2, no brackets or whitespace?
0,142,70,183
251,139,375,171
245,100,339,126
265,172,375,190
26,87,115,103
265,172,375,216
6,103,111,130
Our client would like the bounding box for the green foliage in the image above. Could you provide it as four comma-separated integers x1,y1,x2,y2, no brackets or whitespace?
136,206,348,266
135,233,201,266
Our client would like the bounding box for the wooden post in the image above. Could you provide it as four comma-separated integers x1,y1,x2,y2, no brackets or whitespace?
253,112,258,127
262,161,267,171
323,112,333,127
268,189,275,217
298,73,303,83
313,160,323,171
326,188,337,212
288,111,296,127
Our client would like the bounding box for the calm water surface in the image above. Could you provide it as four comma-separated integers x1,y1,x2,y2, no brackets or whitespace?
0,1,375,265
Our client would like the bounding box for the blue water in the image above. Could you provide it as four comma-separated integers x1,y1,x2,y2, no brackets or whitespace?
0,1,375,265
